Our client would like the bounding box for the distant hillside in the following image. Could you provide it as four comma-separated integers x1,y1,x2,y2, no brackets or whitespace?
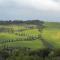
45,22,60,28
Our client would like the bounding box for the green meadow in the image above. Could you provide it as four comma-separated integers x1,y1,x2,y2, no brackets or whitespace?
0,22,60,50
0,21,60,60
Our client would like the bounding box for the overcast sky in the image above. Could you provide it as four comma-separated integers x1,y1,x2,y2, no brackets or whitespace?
0,0,60,22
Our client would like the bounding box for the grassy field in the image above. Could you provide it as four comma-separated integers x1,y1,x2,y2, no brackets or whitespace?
0,24,44,50
0,21,60,60
43,29,60,48
42,22,60,49
0,22,60,50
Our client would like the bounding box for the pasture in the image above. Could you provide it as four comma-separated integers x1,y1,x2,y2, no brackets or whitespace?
0,21,60,60
0,22,60,50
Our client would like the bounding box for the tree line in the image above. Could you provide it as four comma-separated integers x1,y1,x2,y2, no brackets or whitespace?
0,20,44,25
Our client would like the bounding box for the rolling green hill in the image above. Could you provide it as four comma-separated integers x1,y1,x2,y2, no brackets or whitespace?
0,20,60,60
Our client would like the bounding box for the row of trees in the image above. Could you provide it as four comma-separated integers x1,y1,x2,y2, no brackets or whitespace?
0,20,44,25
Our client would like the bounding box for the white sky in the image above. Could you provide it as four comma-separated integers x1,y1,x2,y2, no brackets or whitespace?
10,0,60,11
0,0,60,21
